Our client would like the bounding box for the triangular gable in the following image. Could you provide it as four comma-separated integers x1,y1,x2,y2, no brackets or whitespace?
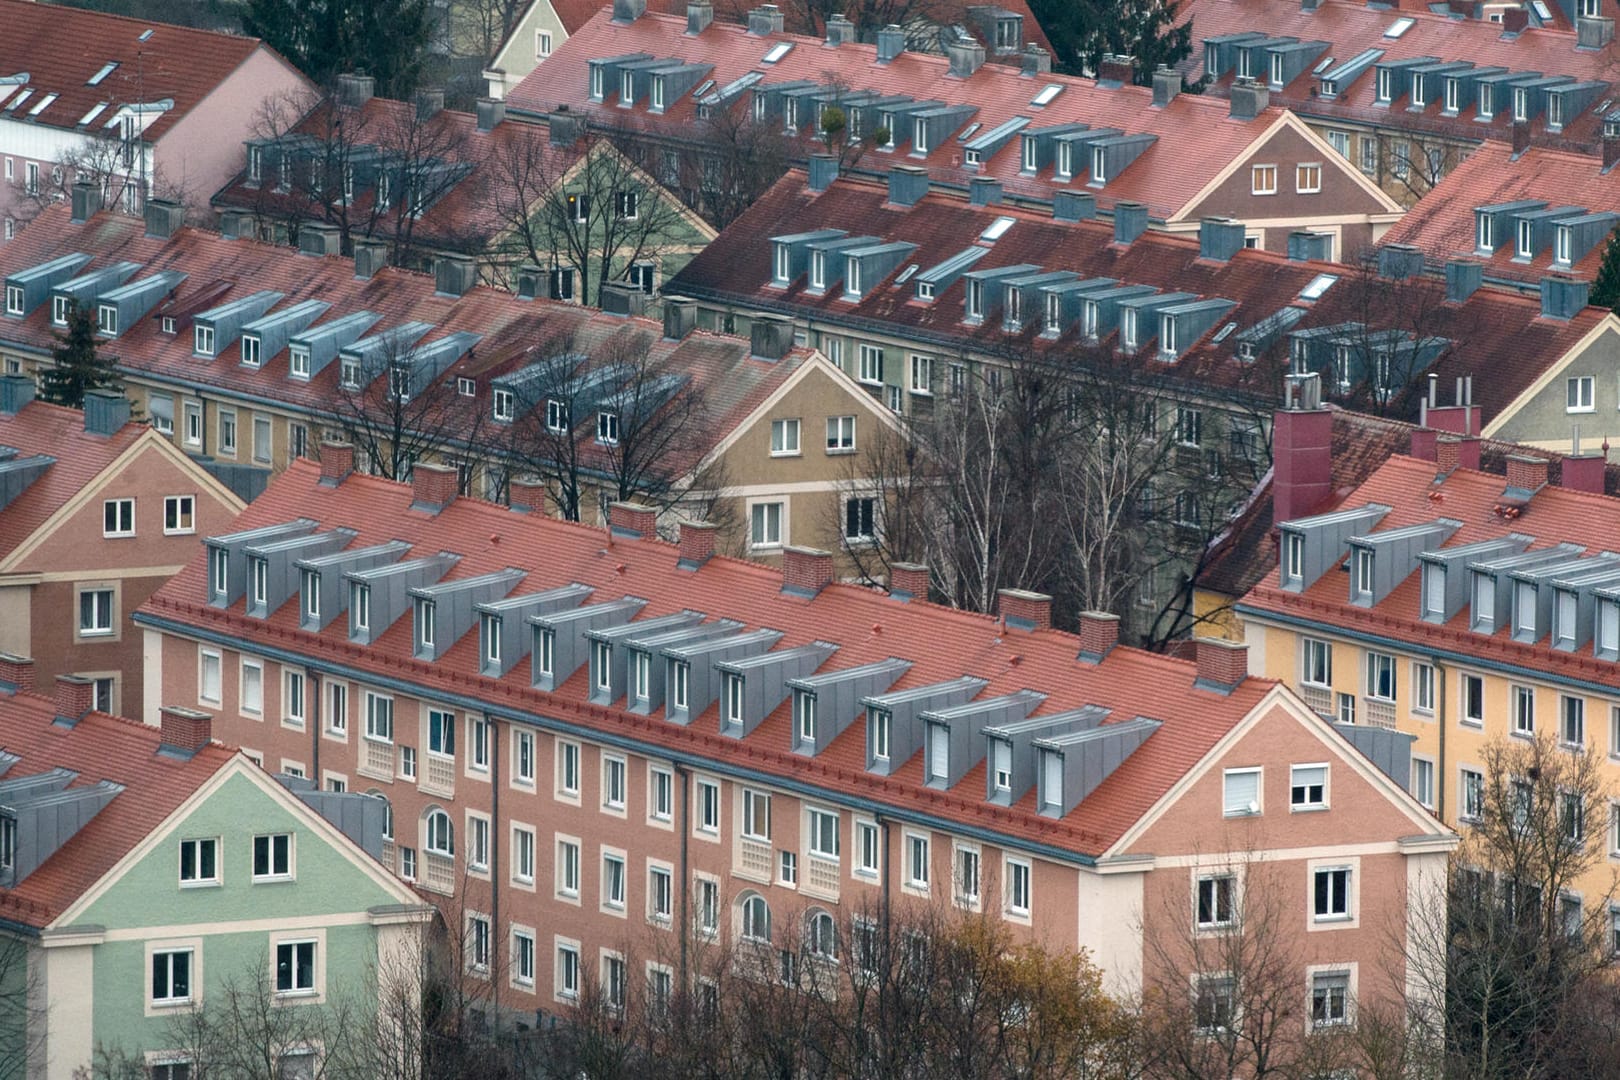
1480,313,1620,440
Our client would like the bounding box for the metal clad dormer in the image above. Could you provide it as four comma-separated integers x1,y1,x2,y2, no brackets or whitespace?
1346,518,1461,608
716,641,838,739
1277,503,1391,594
1417,535,1530,624
286,310,383,381
1507,554,1618,645
1548,563,1620,653
862,675,988,776
787,657,911,756
921,690,1045,791
243,527,357,620
476,583,592,678
205,519,318,608
984,705,1106,806
584,610,706,706
662,628,782,726
410,568,526,663
344,552,461,646
1467,543,1584,635
4,253,91,319
1035,716,1161,819
297,540,412,632
529,597,648,692
621,619,744,714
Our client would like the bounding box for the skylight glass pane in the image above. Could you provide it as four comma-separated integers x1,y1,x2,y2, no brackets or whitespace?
1031,83,1063,106
763,42,793,63
28,92,58,116
1384,17,1414,37
694,79,715,96
1211,321,1237,343
1530,0,1552,18
79,102,108,126
1299,273,1339,300
6,89,33,111
957,122,981,141
895,264,919,284
1312,55,1335,75
980,216,1016,242
88,61,119,86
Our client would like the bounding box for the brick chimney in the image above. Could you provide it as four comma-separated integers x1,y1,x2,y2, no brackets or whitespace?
1511,120,1530,157
678,519,718,568
1274,374,1332,526
508,475,547,513
1076,611,1120,662
888,562,930,600
782,546,834,597
1501,6,1528,33
1563,454,1606,494
997,589,1051,631
1097,54,1136,86
1505,454,1549,494
55,674,95,724
319,442,355,486
0,653,34,694
1193,638,1249,693
1410,428,1438,462
159,705,214,755
609,501,658,539
411,462,460,512
1435,435,1482,474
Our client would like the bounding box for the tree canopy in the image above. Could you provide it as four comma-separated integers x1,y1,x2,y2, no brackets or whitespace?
241,0,435,99
39,302,121,409
1026,0,1192,83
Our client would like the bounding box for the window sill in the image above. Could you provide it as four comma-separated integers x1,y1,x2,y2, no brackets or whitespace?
1459,719,1484,729
769,451,802,459
1312,915,1353,926
825,447,857,456
274,989,319,1001
251,875,294,885
179,879,221,890
151,998,194,1010
1291,804,1328,813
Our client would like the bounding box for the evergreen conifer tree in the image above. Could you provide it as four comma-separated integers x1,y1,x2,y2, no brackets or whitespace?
39,301,120,409
1026,0,1192,83
1590,226,1620,311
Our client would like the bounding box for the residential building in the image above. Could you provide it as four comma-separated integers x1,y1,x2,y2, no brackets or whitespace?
0,386,244,718
503,1,1404,251
134,456,1455,1033
0,661,431,1079
0,0,312,241
1183,0,1620,203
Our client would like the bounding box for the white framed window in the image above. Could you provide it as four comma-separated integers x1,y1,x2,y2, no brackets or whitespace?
858,344,884,384
512,927,536,988
827,414,856,452
512,824,535,886
1295,162,1322,193
556,739,581,800
1512,684,1536,736
467,715,490,773
252,833,293,881
770,417,800,455
749,501,783,549
1563,695,1587,747
364,691,393,743
807,807,839,861
1365,651,1395,701
199,649,222,705
240,661,263,715
742,788,771,840
1461,766,1485,821
465,914,491,974
283,670,305,728
1290,764,1328,810
696,777,721,837
179,837,220,887
1251,163,1278,195
1223,767,1261,816
1413,756,1435,809
467,812,491,874
555,939,580,1001
696,875,720,937
954,844,980,908
1195,975,1236,1034
151,948,194,1006
905,832,930,892
1301,637,1331,686
1310,969,1352,1029
1413,662,1435,715
649,862,673,923
163,495,195,535
602,754,627,812
741,893,771,942
1460,673,1485,726
556,836,581,899
1196,872,1236,929
326,681,348,736
1569,375,1596,413
649,766,674,824
854,819,880,879
102,498,134,538
1312,865,1352,923
1005,857,1032,918
602,850,627,912
909,353,932,394
183,401,203,446
513,729,536,787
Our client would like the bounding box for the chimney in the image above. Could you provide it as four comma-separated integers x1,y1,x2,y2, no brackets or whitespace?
997,588,1051,631
1511,119,1530,156
687,0,713,33
1076,611,1120,662
969,177,1002,205
411,462,460,511
1113,202,1148,245
515,264,545,301
353,238,389,279
55,674,94,724
159,705,213,755
1445,258,1482,303
1505,454,1549,493
600,282,649,318
433,254,478,298
1501,7,1529,32
876,24,906,62
1563,453,1606,494
319,441,355,485
1020,44,1051,76
508,474,547,513
1436,434,1482,474
1194,638,1249,693
82,390,130,436
0,653,34,694
336,73,375,107
748,3,785,33
1199,217,1246,262
1151,66,1181,106
143,199,185,239
1410,427,1438,461
1376,244,1424,280
888,562,929,600
782,546,834,596
609,501,658,539
70,179,102,223
808,153,839,192
1274,373,1332,525
1541,275,1590,320
0,374,35,415
677,519,718,568
1097,54,1136,86
825,13,855,45
1053,190,1096,223
476,97,506,131
1578,15,1615,47
750,314,794,360
298,222,342,257
1229,78,1271,120
947,39,987,78
663,297,698,340
415,88,445,121
612,0,647,20
549,107,581,148
1286,231,1332,262
887,165,929,207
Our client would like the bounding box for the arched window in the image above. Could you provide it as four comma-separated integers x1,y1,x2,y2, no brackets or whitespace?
425,808,454,856
741,893,771,943
807,910,837,959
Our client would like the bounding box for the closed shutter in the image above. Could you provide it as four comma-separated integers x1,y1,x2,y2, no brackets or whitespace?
1424,564,1444,615
992,741,1011,787
1603,601,1619,651
929,725,949,780
1224,769,1259,813
1042,751,1063,809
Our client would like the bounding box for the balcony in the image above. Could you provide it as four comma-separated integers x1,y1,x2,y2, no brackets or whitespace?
422,753,455,798
359,738,394,782
1363,697,1397,730
803,856,840,902
423,851,455,896
736,837,772,883
1300,683,1333,718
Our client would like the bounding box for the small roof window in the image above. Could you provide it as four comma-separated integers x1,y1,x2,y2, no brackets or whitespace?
1529,0,1552,19
27,92,57,116
1312,55,1335,75
87,61,119,86
980,216,1016,242
1383,17,1414,37
6,89,33,111
1299,273,1338,300
1030,83,1063,107
957,122,981,141
1211,321,1238,343
895,264,919,284
79,102,108,126
762,42,793,63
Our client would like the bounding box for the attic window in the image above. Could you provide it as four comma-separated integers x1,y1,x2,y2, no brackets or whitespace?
88,61,119,86
1030,84,1063,107
1212,321,1237,343
979,216,1015,243
1530,0,1553,18
6,90,32,111
28,93,58,116
1299,274,1338,301
695,79,715,97
957,122,981,142
762,42,793,63
1383,17,1414,37
80,102,108,126
1312,55,1334,76
895,264,918,284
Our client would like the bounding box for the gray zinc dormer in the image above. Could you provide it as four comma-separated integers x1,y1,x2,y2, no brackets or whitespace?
206,519,318,608
1035,716,1161,818
913,246,988,301
1510,75,1574,123
716,640,838,739
1346,518,1461,607
1417,535,1531,623
49,261,139,324
1052,127,1122,178
1372,55,1440,105
411,568,526,662
909,104,977,155
750,79,819,122
0,769,122,887
877,99,945,148
587,53,655,101
806,235,881,293
769,228,846,286
1331,723,1413,790
662,628,782,725
1080,284,1158,340
1548,562,1620,652
392,331,480,400
345,552,461,646
287,311,383,381
489,353,587,420
844,240,918,299
622,619,744,714
4,253,90,318
1088,133,1157,187
585,610,706,705
863,675,988,775
1468,543,1585,634
1232,306,1305,361
1554,212,1620,267
1203,32,1266,79
1514,205,1586,259
1039,277,1116,336
1277,503,1390,593
277,774,389,859
649,62,714,112
239,299,330,369
964,115,1029,168
244,528,357,619
788,657,911,756
298,540,412,631
984,705,1106,806
1475,70,1542,118
1446,66,1506,114
1594,584,1620,660
339,321,434,389
530,597,649,691
1317,48,1384,98
922,690,1045,790
1001,270,1077,332
193,290,283,360
1117,291,1196,352
95,271,186,338
1232,36,1296,80
476,584,592,678
1018,122,1089,174
1403,59,1472,109
961,263,1041,324
1265,39,1329,88
1544,80,1608,130
1158,299,1237,358
611,56,676,106
1508,554,1618,645
777,82,828,129
0,451,53,512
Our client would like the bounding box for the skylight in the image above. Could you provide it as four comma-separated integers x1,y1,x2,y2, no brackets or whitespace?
5,89,32,111
957,122,982,141
979,216,1016,242
694,79,715,97
1211,321,1238,343
1383,17,1414,38
27,92,57,116
1529,0,1552,19
762,42,794,63
87,61,119,86
1031,83,1063,107
895,264,919,284
1311,55,1335,75
79,102,108,126
1299,273,1339,300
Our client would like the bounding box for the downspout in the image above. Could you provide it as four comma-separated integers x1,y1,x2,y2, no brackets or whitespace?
676,764,691,989
877,812,891,928
307,665,320,780
1435,659,1447,818
487,711,502,1024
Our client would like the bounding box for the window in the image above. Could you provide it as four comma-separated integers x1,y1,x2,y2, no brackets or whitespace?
670,660,689,711
548,267,575,302
1327,129,1350,157
1461,767,1485,821
557,741,580,797
327,682,347,735
284,670,305,727
1176,407,1202,447
1512,685,1536,736
163,495,195,534
1364,650,1395,701
827,415,855,451
467,715,490,772
179,838,219,886
514,730,535,786
1291,765,1327,809
1196,874,1235,928
696,877,720,936
567,192,589,223
194,324,215,357
596,412,619,445
1413,662,1435,714
1223,768,1260,816
512,825,535,885
492,388,515,423
1461,674,1484,726
557,839,580,897
1251,164,1278,195
858,344,884,384
252,833,292,881
1006,857,1032,917
603,851,627,910
468,814,490,873
771,418,800,455
1313,867,1351,921
906,833,930,889
199,650,221,704
425,810,453,856
603,755,627,811
750,501,783,548
1569,376,1596,413
649,864,673,922
511,928,536,988
466,914,491,974
844,497,876,542
742,789,771,840
742,894,771,941
1302,638,1331,686
648,766,673,823
365,692,393,743
219,410,236,455
183,401,202,446
1392,142,1410,180
1195,975,1236,1034
807,807,839,861
1413,757,1435,808
1564,696,1587,747
152,949,192,1006
779,850,797,885
1360,136,1378,174
79,588,114,636
1311,971,1351,1028
275,940,316,995
103,498,134,537
955,846,981,906
1295,162,1322,193
909,353,932,394
556,941,580,999
615,190,639,220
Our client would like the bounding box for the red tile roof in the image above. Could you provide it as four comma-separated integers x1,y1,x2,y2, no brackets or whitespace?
0,0,295,142
140,460,1276,856
0,688,234,927
669,168,1606,424
0,400,145,563
506,7,1281,218
1378,140,1620,284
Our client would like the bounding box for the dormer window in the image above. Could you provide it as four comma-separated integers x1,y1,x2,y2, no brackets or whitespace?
772,244,790,284
723,672,744,727
1040,750,1063,814
241,334,261,367
350,582,371,636
868,706,891,761
536,628,555,679
651,76,665,111
302,569,320,621
1268,52,1284,88
917,280,935,301
545,400,570,434
1122,308,1139,351
1410,74,1427,108
1236,48,1254,80
1161,314,1179,358
596,411,619,445
592,640,611,692
250,556,268,606
1516,219,1534,259
1082,299,1099,339
1056,141,1073,178
991,740,1011,792
1549,94,1564,130
493,388,515,422
1043,293,1061,334
1320,78,1338,97
1471,571,1495,632
416,598,436,649
1020,136,1037,172
810,251,827,290
1478,85,1495,120
995,17,1018,48
480,612,501,668
753,94,767,121
1375,68,1393,103
4,286,21,316
846,257,862,298
1354,548,1374,597
784,97,799,132
1513,88,1529,123
1514,581,1537,638
97,305,118,336
1476,212,1495,253
193,324,215,357
913,117,929,155
52,296,69,326
340,357,361,389
620,70,634,103
0,815,13,874
966,278,984,321
247,145,263,184
794,690,816,744
670,659,689,710
1091,146,1107,185
1556,225,1573,266
290,345,311,379
211,547,229,597
1283,532,1304,581
926,722,949,784
1005,287,1021,325
1444,77,1460,113
591,66,605,99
